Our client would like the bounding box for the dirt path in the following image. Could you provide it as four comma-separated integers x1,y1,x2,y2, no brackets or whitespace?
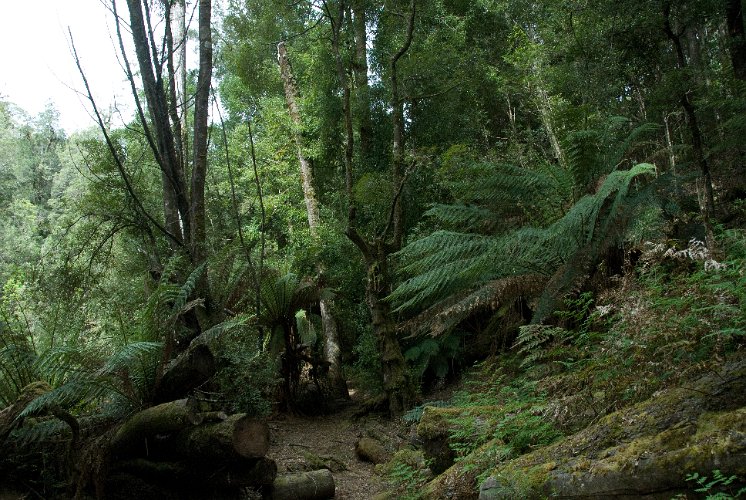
266,405,404,499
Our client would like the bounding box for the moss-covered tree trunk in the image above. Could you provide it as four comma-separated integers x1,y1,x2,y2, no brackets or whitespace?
343,0,417,415
364,244,411,414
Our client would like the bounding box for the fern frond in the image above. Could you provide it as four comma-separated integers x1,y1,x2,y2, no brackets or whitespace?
171,263,206,315
100,341,162,377
191,313,253,346
399,275,548,337
515,325,570,367
392,163,656,330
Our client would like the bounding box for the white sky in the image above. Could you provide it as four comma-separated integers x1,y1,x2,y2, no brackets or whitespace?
0,0,130,132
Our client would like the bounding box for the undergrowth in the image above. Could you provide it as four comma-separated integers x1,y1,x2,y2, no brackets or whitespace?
384,230,746,496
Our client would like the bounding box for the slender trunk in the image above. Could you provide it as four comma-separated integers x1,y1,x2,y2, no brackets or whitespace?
176,0,189,166
189,0,214,326
278,42,321,229
126,0,191,242
663,2,716,252
664,112,677,175
278,41,348,399
352,0,373,162
726,0,746,81
390,0,415,250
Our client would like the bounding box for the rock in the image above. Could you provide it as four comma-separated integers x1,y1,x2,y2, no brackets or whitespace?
428,357,746,499
478,476,501,499
417,406,497,474
481,407,746,498
355,436,391,464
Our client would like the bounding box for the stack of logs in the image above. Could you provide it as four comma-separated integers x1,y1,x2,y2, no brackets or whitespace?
104,343,335,499
106,398,276,498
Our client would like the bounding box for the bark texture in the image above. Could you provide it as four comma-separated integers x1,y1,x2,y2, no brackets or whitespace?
170,413,270,461
152,343,215,404
278,40,348,400
109,399,203,457
272,469,335,500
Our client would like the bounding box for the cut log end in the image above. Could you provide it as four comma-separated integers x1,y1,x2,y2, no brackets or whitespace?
233,417,271,458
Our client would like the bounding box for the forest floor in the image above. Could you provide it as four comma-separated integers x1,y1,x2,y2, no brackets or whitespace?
265,393,405,499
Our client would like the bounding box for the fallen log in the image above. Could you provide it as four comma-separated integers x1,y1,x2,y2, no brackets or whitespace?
153,343,215,404
272,469,335,500
115,456,277,488
203,457,278,488
110,399,202,457
170,413,270,461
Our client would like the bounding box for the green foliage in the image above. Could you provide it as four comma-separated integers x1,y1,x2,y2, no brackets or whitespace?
212,327,279,417
379,449,432,500
404,332,462,380
350,325,384,397
678,470,746,499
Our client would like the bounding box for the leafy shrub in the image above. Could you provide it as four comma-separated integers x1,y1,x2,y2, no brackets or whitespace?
213,328,280,417
349,326,384,396
675,470,746,499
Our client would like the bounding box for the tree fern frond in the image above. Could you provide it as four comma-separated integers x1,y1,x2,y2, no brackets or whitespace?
171,263,206,315
392,163,656,330
399,275,548,337
100,341,162,377
191,313,253,346
425,204,498,233
18,377,110,418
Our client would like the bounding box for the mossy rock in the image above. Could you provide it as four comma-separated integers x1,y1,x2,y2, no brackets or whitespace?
417,406,499,474
480,407,746,498
355,436,391,464
423,356,746,499
476,357,746,499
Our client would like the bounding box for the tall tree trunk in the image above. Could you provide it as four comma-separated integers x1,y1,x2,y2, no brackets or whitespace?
663,2,716,252
278,41,348,399
189,0,214,327
343,0,416,415
175,0,189,167
390,0,415,250
352,0,373,163
191,0,212,267
726,0,746,81
125,0,191,244
365,242,410,414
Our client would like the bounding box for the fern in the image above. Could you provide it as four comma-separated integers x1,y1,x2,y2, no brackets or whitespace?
515,325,571,367
392,157,656,337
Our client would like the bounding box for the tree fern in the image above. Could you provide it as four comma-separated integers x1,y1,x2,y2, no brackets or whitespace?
391,159,656,336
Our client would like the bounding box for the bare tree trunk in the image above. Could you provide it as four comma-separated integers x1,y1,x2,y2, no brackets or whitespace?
189,0,215,328
278,41,348,399
175,0,189,165
125,0,191,244
191,0,212,267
